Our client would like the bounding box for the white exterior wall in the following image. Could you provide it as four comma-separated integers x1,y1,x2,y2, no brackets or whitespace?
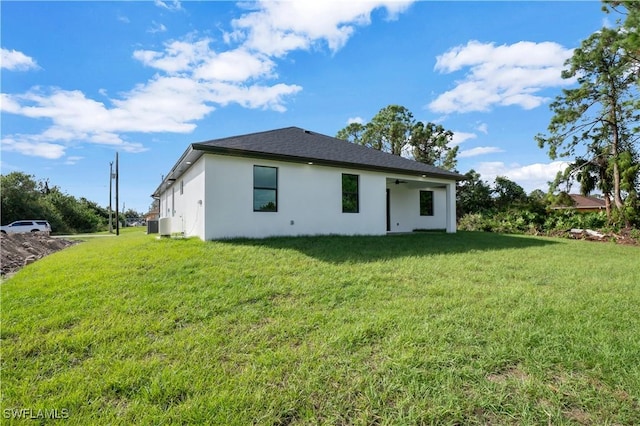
386,185,447,233
203,155,386,240
159,157,206,239
158,153,457,240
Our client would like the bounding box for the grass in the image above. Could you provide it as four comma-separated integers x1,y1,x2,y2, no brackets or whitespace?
2,229,639,424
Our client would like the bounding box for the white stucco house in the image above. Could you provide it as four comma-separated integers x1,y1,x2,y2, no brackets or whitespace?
152,127,464,240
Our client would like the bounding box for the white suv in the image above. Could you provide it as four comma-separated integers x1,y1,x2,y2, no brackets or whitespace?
0,220,52,234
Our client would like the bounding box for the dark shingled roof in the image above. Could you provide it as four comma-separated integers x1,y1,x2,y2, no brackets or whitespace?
193,127,464,179
154,127,464,197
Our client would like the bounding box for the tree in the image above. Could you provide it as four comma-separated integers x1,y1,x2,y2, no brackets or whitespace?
45,188,102,233
124,208,144,226
336,104,458,169
456,169,493,217
535,23,640,225
493,176,528,209
528,189,547,202
410,122,458,171
335,122,365,145
1,172,111,233
603,1,640,66
1,172,45,224
362,105,414,155
552,191,576,208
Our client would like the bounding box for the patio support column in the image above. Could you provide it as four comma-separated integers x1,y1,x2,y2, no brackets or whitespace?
445,182,456,233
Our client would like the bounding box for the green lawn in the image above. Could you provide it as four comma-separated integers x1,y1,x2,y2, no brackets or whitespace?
2,230,639,424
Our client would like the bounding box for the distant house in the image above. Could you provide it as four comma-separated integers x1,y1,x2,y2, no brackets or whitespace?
144,211,159,222
553,194,607,213
152,127,465,240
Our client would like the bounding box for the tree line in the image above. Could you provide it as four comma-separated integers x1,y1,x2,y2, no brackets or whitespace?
1,172,143,234
336,1,639,231
455,170,633,235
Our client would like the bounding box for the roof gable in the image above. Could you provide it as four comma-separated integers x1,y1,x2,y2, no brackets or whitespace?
193,127,464,180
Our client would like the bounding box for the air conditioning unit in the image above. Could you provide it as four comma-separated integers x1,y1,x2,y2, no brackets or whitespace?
159,217,171,237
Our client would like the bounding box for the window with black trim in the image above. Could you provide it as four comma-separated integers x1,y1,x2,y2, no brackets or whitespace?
342,174,359,213
420,190,434,216
254,166,278,212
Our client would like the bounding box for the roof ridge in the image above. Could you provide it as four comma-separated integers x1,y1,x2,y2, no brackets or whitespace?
196,126,303,144
191,126,464,180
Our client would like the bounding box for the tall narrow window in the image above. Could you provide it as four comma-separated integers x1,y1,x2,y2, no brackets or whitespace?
342,174,359,213
180,180,184,195
254,166,278,212
420,190,434,216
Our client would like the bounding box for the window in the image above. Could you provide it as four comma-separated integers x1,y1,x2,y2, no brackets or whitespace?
180,180,184,195
342,174,359,213
420,190,434,216
254,166,278,212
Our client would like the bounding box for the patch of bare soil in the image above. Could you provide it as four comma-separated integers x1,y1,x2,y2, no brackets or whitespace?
486,365,530,384
0,232,78,277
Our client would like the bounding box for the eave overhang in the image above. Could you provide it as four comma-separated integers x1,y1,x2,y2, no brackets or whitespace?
152,143,466,198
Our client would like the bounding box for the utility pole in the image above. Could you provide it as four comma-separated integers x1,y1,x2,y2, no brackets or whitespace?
115,152,120,236
109,161,113,233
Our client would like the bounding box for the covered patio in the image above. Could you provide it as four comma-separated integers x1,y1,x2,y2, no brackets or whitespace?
385,177,457,234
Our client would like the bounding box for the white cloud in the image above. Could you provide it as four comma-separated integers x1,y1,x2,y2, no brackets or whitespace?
111,76,214,132
64,156,84,165
229,1,414,57
194,49,276,82
153,0,182,11
1,66,301,158
134,39,211,74
429,40,574,113
148,21,167,34
2,1,409,159
459,146,504,158
0,93,22,112
5,84,206,135
475,160,569,192
206,81,302,112
476,122,488,134
1,137,66,159
154,0,182,12
347,116,364,125
451,131,476,146
1,48,39,71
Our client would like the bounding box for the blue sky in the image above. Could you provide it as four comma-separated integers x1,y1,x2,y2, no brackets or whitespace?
1,1,609,213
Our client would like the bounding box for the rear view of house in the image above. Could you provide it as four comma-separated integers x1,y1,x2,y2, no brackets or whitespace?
153,127,464,240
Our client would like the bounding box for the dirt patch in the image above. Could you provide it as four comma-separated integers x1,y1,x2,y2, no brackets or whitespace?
1,232,78,277
486,365,530,384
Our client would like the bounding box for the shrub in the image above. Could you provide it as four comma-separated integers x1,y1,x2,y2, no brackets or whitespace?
458,213,493,232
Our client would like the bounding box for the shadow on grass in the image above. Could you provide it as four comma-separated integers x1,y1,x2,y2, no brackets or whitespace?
220,231,560,264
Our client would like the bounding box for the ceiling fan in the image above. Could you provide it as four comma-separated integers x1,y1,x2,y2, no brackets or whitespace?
395,179,408,185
